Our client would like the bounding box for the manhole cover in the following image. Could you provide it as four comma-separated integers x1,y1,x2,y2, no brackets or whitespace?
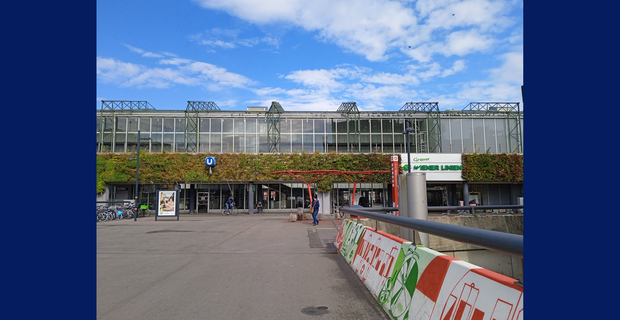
301,306,329,315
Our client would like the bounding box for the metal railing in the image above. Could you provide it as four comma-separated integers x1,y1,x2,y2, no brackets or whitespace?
339,206,523,258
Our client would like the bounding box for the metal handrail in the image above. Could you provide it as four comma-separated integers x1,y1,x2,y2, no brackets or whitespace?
339,206,523,258
356,205,523,213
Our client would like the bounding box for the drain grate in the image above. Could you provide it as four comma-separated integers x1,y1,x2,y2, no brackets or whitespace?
307,229,323,248
301,306,329,315
146,229,192,234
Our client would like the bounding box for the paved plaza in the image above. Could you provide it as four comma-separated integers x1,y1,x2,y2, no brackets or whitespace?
97,213,390,319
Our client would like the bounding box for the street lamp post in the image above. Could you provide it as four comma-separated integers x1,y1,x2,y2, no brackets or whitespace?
131,130,151,221
402,125,415,172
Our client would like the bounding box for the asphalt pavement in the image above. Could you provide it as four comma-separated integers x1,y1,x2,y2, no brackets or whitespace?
97,213,391,320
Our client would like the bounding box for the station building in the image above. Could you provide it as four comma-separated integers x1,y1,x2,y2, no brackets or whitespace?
96,101,523,214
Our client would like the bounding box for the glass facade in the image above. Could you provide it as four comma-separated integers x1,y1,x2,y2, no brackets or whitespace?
98,111,522,155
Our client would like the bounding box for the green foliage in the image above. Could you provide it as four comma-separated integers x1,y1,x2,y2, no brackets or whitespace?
462,153,523,182
96,152,394,194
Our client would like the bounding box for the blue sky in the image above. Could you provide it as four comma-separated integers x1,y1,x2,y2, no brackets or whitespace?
97,0,523,112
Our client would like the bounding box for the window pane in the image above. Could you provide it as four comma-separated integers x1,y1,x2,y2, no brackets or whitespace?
292,133,302,153
281,134,291,153
114,133,125,152
127,133,137,153
222,119,233,132
163,118,174,132
482,119,495,153
473,119,485,153
314,119,325,133
200,119,210,133
393,119,404,133
198,133,209,152
336,134,347,152
326,133,336,152
292,120,302,134
175,133,185,152
234,135,244,153
246,135,257,153
139,117,150,132
382,119,393,133
315,134,326,153
383,134,393,153
371,134,381,153
441,119,451,153
211,118,222,132
303,134,313,152
360,134,370,153
371,120,381,133
394,133,404,153
116,117,127,132
335,119,347,134
151,133,162,152
152,118,163,132
303,119,313,133
128,118,139,132
258,119,267,134
222,134,233,152
210,133,221,153
359,120,370,133
496,119,508,153
175,118,185,133
326,119,335,134
163,134,174,152
462,118,473,153
234,119,245,133
246,118,257,134
281,118,290,134
258,135,269,153
449,119,462,153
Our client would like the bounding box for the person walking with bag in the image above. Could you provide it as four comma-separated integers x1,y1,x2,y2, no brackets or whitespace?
311,195,320,226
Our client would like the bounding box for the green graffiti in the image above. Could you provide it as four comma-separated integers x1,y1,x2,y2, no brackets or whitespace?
378,243,420,320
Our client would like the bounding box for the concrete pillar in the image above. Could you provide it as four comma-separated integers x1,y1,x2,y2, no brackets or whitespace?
398,174,413,242
189,184,196,214
248,182,254,215
463,181,470,206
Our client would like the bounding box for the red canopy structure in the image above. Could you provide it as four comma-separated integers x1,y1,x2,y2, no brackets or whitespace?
271,170,389,206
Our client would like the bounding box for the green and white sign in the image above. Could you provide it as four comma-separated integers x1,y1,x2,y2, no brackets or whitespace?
399,153,463,181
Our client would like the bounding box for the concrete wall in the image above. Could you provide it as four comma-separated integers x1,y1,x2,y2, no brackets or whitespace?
335,219,524,320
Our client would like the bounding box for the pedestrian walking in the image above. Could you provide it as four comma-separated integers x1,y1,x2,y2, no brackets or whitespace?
311,195,320,226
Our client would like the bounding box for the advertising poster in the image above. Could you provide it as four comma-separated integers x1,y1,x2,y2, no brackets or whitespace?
351,229,402,299
157,190,178,217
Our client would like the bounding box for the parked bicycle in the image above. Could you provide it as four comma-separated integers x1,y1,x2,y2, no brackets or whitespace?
137,204,151,218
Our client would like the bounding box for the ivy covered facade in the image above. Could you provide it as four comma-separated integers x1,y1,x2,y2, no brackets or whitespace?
97,102,523,214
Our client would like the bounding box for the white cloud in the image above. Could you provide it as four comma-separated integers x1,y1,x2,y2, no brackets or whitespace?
193,0,517,62
97,54,254,90
123,44,165,58
284,69,346,90
443,30,494,56
200,39,236,48
487,51,522,84
97,57,144,84
441,59,466,77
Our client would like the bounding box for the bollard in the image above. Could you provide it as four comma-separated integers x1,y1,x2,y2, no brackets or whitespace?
407,172,429,247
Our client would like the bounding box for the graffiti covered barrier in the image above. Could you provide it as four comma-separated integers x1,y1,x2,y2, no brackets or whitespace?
334,219,523,320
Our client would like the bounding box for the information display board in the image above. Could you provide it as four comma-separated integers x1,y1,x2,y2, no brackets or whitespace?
155,189,180,221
